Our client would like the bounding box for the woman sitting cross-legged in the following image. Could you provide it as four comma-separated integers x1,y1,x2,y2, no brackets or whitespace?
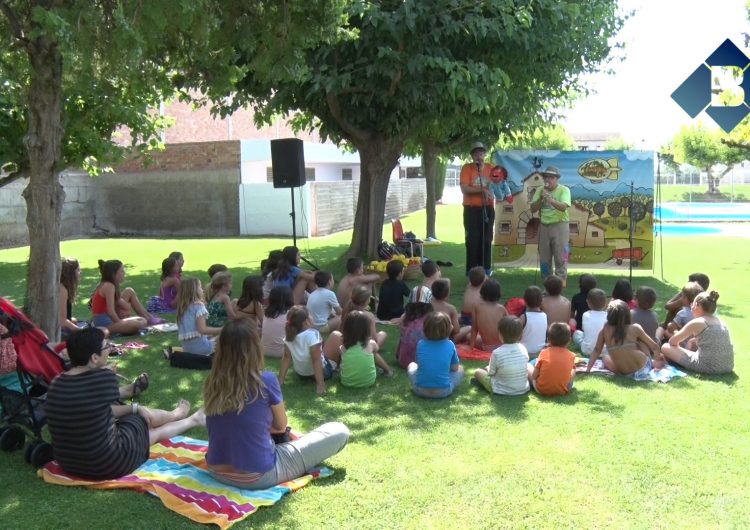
45,328,205,480
203,319,350,490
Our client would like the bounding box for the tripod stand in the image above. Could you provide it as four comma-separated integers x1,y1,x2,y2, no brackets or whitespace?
288,187,318,270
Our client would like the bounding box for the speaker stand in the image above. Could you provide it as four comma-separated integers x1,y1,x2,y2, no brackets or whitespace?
289,188,318,270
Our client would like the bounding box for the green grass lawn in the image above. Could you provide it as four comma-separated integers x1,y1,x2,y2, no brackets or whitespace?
659,184,750,202
0,205,748,529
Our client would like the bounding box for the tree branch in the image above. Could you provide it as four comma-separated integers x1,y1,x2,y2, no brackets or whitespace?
0,171,27,189
0,1,28,45
325,90,369,145
720,138,750,151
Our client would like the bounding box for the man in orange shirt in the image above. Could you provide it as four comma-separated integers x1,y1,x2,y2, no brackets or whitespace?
460,142,495,275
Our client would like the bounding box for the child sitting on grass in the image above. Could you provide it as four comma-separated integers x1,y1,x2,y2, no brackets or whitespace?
473,316,530,396
376,260,410,321
520,285,547,358
337,257,380,309
663,281,704,341
460,266,486,326
570,273,596,331
662,272,710,327
528,322,576,396
410,260,441,304
430,279,470,343
147,256,181,313
612,278,636,310
586,300,665,378
206,271,238,327
471,279,507,351
407,312,464,398
234,275,264,330
307,271,342,333
661,290,734,374
279,306,341,396
341,285,387,350
631,286,660,342
395,302,433,369
339,310,394,387
571,288,607,356
176,278,222,355
541,275,573,330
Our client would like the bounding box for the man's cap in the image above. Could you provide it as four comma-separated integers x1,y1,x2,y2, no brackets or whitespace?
542,165,561,178
470,142,486,154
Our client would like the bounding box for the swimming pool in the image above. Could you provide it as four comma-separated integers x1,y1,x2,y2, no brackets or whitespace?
655,202,750,222
654,224,723,236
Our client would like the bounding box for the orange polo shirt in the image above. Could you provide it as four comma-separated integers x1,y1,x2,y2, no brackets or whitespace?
460,163,494,207
535,346,576,396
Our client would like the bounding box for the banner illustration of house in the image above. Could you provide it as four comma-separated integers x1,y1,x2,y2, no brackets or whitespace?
491,150,654,268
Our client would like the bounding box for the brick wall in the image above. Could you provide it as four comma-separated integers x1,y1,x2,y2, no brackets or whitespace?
161,100,321,144
115,141,241,173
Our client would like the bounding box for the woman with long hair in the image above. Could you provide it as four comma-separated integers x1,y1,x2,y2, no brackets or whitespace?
203,319,350,490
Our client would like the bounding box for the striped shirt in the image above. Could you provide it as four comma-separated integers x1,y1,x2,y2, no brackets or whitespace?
488,343,531,395
45,369,149,479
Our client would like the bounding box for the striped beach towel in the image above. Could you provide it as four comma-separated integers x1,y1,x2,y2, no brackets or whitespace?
39,436,333,529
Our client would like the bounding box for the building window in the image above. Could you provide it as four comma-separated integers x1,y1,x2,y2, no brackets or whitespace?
500,222,511,234
266,167,274,183
342,168,352,181
305,167,316,182
569,222,579,235
592,230,599,238
503,205,513,213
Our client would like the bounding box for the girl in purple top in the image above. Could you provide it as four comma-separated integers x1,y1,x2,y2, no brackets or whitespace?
203,319,350,489
147,256,181,313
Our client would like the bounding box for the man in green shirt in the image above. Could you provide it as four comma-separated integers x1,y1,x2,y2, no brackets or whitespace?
530,166,571,283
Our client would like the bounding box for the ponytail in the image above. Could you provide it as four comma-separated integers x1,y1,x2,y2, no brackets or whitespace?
285,305,309,342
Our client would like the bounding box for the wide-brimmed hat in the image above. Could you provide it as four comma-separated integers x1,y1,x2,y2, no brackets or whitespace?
542,165,561,178
470,142,486,154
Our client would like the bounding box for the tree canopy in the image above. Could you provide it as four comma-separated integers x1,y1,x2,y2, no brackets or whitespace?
670,122,748,193
0,0,344,337
229,0,624,258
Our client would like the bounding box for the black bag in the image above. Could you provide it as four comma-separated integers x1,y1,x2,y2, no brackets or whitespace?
164,347,213,370
377,241,400,260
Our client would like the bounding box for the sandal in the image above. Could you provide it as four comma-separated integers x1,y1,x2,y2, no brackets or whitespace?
162,347,173,361
131,373,149,398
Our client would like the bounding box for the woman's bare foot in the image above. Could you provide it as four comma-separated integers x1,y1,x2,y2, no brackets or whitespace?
172,399,190,421
191,407,206,427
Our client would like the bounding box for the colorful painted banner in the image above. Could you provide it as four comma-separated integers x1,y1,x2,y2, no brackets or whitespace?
491,150,654,268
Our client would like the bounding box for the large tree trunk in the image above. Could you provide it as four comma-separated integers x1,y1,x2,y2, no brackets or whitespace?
348,137,403,259
23,33,64,341
422,140,439,238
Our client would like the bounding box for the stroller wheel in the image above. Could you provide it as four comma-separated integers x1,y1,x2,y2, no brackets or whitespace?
30,442,54,468
0,425,25,452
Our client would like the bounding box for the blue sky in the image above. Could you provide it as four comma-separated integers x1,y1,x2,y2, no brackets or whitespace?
562,0,749,149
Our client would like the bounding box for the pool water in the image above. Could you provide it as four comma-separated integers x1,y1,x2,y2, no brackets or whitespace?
655,202,750,222
654,224,723,236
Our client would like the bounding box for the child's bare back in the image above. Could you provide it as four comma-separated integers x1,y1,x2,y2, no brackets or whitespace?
472,301,507,350
462,285,482,322
542,294,571,328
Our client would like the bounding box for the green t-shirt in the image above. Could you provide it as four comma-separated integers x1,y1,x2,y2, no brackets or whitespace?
532,184,571,224
341,344,376,388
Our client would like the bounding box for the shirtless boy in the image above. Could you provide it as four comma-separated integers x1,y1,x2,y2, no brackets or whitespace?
471,279,507,351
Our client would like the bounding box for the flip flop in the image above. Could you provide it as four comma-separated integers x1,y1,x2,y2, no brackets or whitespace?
435,260,453,267
131,373,149,398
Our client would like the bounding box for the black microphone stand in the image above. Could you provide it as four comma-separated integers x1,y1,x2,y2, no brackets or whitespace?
477,161,489,272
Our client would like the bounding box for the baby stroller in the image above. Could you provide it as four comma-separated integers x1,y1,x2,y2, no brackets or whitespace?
0,297,65,467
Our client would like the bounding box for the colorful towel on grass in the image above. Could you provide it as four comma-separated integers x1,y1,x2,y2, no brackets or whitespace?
576,358,688,383
39,436,333,529
456,343,492,362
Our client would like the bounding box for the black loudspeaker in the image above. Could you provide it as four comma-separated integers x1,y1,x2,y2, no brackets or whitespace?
271,138,306,188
